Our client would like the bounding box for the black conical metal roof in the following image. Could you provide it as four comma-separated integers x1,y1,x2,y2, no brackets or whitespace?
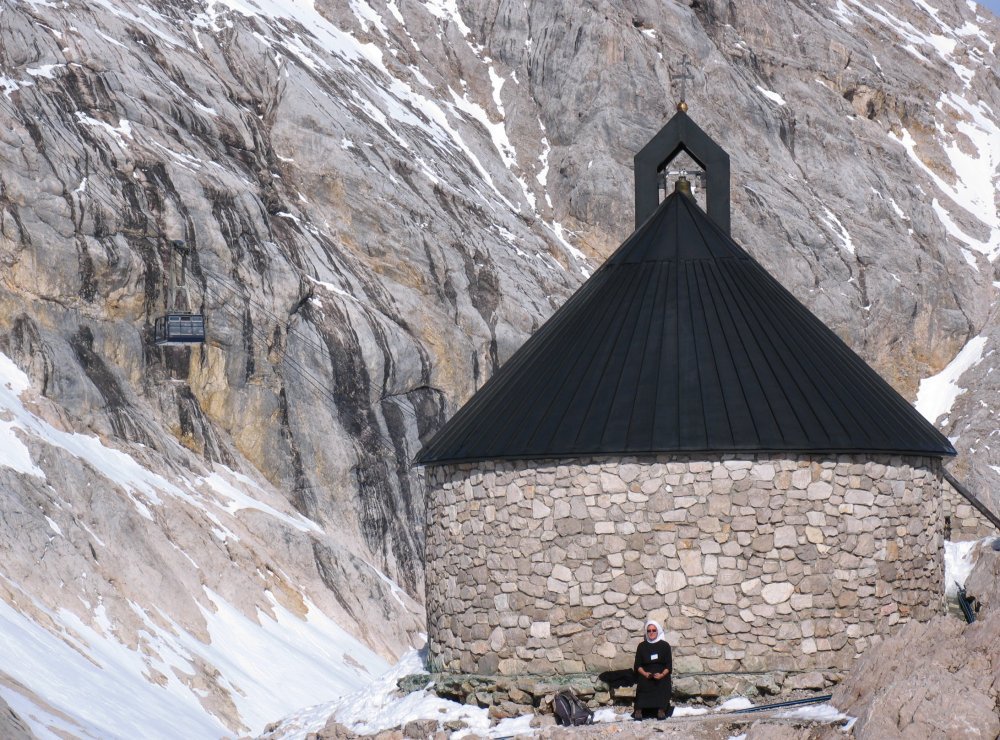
416,191,955,465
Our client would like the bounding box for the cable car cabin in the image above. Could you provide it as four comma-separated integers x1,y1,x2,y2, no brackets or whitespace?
154,313,206,345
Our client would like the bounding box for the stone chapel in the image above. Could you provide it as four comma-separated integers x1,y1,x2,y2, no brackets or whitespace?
416,108,955,679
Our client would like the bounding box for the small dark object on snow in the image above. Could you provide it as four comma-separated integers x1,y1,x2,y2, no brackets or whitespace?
553,690,594,726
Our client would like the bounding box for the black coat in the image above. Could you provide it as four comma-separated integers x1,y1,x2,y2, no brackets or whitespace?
633,639,672,709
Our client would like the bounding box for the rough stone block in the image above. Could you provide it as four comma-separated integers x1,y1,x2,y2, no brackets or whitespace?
546,577,569,594
656,569,687,593
595,641,617,659
762,582,794,605
550,565,573,585
679,550,704,576
845,489,875,506
750,603,777,618
791,468,812,489
788,593,812,611
806,511,827,527
708,494,732,516
723,615,752,633
600,472,628,493
529,621,550,639
774,525,798,548
641,479,662,494
715,584,738,604
805,526,825,544
717,569,744,586
619,464,642,483
697,516,722,533
786,671,826,690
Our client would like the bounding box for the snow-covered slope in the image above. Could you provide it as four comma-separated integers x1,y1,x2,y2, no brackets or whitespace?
0,585,385,738
0,0,998,736
0,351,408,736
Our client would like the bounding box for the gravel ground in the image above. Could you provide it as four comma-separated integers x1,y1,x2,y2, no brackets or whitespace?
312,704,852,739
531,707,849,740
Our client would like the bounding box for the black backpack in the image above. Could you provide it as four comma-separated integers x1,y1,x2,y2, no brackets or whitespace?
553,690,594,726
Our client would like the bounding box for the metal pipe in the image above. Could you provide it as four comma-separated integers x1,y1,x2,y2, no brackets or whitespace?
730,694,833,714
957,586,977,624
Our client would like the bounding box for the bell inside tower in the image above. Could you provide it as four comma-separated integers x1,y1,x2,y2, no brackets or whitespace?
657,150,707,210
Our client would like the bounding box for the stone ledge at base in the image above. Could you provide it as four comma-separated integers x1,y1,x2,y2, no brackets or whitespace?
397,670,843,718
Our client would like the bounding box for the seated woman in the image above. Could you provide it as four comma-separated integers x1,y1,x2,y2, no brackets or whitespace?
633,619,673,720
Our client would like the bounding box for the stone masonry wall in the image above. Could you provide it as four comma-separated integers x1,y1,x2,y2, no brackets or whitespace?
942,480,996,541
424,454,943,676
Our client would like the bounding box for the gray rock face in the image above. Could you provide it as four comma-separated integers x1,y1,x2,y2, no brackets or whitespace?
0,0,997,732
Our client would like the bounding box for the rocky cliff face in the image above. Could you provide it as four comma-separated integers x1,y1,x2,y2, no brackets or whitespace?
0,0,997,734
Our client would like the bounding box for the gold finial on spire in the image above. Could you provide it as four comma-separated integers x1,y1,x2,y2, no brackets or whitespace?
670,53,694,112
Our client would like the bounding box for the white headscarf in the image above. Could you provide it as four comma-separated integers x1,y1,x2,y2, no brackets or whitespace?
644,619,663,643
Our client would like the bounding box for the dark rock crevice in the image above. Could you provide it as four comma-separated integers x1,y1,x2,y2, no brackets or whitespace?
69,325,155,446
277,386,317,519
